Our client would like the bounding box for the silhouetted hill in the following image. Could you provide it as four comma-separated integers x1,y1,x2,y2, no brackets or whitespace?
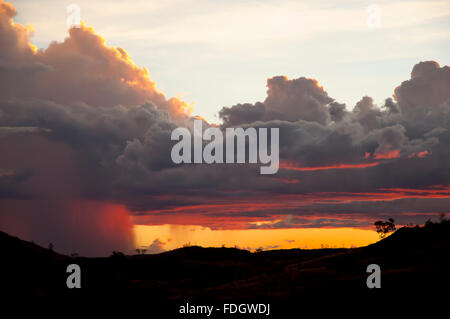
1,221,449,311
0,231,69,297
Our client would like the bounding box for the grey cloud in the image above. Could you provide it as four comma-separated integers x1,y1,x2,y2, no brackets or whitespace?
146,238,166,254
219,102,266,127
395,61,450,110
219,76,333,126
328,102,347,122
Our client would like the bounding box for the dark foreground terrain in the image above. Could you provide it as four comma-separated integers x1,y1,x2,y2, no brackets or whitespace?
1,221,449,315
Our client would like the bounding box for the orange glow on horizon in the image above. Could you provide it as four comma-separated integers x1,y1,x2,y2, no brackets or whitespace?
134,224,380,252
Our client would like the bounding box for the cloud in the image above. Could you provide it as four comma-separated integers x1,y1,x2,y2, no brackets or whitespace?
146,238,166,254
219,76,333,126
0,1,191,122
0,131,135,256
0,0,189,255
395,61,450,110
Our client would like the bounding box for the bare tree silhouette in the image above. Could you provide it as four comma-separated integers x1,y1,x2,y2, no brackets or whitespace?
374,218,396,239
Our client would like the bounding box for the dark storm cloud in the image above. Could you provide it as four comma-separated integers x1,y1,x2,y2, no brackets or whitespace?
328,102,347,123
219,76,333,126
0,0,191,255
395,61,450,110
219,102,266,127
0,167,32,199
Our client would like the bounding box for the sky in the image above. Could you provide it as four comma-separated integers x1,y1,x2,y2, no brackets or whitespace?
10,0,450,122
1,0,450,256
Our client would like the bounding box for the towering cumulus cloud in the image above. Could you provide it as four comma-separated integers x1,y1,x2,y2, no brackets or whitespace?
0,0,189,255
220,76,332,126
1,0,449,254
0,1,191,121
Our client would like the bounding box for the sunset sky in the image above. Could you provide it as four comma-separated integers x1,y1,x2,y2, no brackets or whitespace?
1,0,450,256
11,0,450,122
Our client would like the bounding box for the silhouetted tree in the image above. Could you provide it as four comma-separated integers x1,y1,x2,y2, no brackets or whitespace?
135,248,147,255
374,218,396,238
